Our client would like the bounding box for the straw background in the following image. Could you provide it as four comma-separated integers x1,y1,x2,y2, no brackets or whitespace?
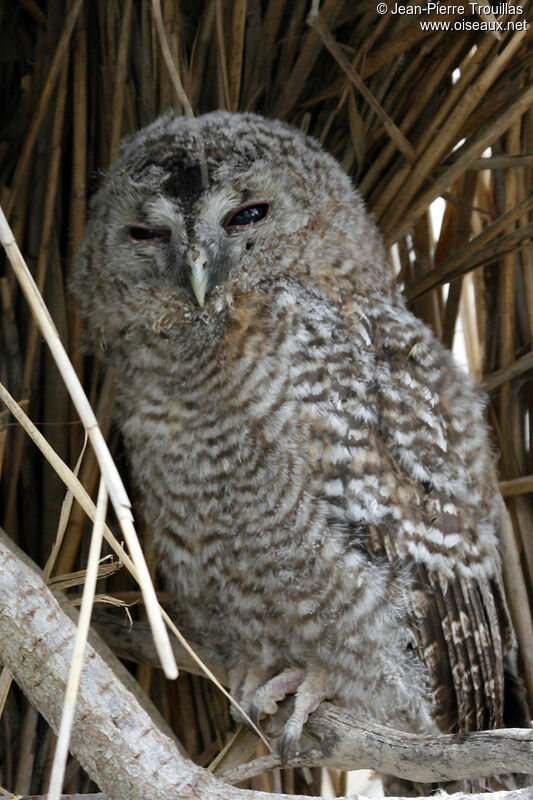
0,1,532,796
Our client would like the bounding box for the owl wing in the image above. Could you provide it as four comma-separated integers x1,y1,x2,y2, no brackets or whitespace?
299,289,519,733
360,295,519,733
367,497,511,732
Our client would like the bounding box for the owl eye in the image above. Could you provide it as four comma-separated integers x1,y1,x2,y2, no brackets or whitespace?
224,203,270,229
130,226,171,241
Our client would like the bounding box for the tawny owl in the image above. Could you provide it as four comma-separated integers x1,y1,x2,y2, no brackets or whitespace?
73,111,528,755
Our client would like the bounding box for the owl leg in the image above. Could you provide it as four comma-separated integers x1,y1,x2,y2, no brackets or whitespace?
249,667,306,725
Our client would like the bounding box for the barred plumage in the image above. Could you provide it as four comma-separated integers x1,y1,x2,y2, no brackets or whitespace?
73,111,527,752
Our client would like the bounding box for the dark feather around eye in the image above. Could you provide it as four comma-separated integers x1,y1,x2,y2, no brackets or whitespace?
130,227,171,241
224,203,270,229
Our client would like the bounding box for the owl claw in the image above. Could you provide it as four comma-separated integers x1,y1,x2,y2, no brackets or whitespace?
280,724,303,764
279,673,330,762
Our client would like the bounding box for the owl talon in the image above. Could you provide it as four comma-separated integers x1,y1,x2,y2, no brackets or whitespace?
278,672,330,762
280,726,303,764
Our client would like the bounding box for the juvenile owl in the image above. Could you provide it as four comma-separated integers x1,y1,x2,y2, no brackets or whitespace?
73,111,527,755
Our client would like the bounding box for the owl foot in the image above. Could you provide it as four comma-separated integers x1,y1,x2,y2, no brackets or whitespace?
246,669,329,763
249,667,306,726
278,674,329,763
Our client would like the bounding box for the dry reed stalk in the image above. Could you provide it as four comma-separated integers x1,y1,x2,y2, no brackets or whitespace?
500,475,533,497
3,54,69,535
359,11,457,78
405,192,533,299
500,505,533,704
468,155,533,170
47,478,108,800
228,0,247,111
363,33,470,210
386,82,533,246
381,32,522,234
153,0,194,118
68,11,89,468
109,0,133,162
0,415,5,481
43,436,89,585
0,376,266,743
4,0,84,219
271,0,308,109
309,12,416,164
0,378,138,577
272,0,341,119
0,376,268,746
19,0,47,26
484,350,533,391
14,705,39,795
0,208,177,680
188,1,215,108
411,214,443,337
55,376,114,576
459,274,482,378
499,120,521,447
511,497,533,593
438,180,466,348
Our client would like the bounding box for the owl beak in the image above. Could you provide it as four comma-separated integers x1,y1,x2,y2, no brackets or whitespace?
187,245,209,307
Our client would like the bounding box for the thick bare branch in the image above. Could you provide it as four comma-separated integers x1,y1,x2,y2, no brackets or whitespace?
93,613,533,784
7,790,533,800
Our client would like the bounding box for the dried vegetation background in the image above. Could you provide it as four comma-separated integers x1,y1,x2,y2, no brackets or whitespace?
0,0,532,796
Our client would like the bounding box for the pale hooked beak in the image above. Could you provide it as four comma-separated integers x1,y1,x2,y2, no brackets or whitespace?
187,245,209,307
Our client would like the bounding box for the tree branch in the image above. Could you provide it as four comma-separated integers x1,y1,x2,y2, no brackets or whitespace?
93,610,533,784
0,530,531,800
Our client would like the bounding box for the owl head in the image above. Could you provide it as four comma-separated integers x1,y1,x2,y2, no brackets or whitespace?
73,111,389,350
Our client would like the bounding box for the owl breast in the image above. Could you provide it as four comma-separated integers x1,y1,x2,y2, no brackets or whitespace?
111,278,432,731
